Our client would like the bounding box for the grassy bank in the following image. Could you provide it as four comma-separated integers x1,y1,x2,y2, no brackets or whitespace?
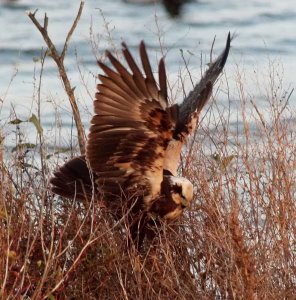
1,5,296,299
1,66,295,299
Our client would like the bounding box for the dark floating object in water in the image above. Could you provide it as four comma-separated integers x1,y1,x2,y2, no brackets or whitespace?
50,34,231,249
162,0,193,17
123,0,194,17
1,0,18,3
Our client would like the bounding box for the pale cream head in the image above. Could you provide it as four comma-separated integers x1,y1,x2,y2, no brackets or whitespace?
169,176,194,207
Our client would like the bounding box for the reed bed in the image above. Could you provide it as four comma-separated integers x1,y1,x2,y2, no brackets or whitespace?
1,67,295,299
1,4,296,299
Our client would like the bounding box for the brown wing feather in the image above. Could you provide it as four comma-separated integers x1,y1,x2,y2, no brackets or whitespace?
106,50,150,99
98,61,142,99
122,42,168,109
86,42,174,208
122,42,143,77
140,41,157,87
139,41,167,107
158,58,167,101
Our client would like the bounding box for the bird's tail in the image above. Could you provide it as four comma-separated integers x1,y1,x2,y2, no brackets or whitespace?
50,155,96,201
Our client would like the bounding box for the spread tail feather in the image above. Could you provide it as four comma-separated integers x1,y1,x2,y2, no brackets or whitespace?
50,155,96,201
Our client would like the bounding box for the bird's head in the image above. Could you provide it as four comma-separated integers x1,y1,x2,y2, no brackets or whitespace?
156,176,193,220
169,176,193,209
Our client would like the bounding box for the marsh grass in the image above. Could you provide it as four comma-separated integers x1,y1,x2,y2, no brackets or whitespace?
1,62,296,299
1,5,296,299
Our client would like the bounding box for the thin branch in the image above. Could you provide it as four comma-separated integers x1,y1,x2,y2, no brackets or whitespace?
28,10,59,60
61,1,85,61
180,48,194,88
27,1,86,155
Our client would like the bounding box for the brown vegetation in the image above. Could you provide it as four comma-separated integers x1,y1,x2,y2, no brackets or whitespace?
1,67,295,299
1,3,296,300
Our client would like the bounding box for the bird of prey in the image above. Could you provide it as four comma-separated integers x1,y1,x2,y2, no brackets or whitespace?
50,34,231,248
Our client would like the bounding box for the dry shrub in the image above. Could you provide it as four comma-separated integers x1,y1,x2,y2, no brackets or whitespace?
1,66,296,299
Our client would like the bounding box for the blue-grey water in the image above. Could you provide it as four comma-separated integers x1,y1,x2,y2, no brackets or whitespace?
1,0,296,148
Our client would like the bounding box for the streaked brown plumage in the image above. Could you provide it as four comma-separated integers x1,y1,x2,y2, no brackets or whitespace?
50,34,231,248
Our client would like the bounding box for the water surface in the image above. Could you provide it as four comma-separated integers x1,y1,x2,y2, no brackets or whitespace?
1,0,295,146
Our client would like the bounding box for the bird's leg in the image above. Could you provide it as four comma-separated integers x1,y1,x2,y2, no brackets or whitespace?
129,212,149,250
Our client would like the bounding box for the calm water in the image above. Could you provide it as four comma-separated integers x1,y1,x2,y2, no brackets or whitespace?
1,0,296,146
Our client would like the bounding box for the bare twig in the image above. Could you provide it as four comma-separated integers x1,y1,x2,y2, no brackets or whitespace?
180,48,194,88
61,2,84,61
27,1,86,154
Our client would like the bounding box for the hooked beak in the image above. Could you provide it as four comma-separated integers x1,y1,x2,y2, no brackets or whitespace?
181,198,188,208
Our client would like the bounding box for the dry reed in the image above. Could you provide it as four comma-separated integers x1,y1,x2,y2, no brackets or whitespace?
1,4,296,300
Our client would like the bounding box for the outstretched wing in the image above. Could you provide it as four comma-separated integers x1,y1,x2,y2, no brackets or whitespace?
175,32,231,140
164,33,231,176
86,42,175,207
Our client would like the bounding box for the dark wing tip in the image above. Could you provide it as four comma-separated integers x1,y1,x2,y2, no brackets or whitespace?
139,40,146,59
121,41,127,49
139,40,157,86
97,60,104,69
105,49,112,58
140,40,145,49
219,32,231,70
